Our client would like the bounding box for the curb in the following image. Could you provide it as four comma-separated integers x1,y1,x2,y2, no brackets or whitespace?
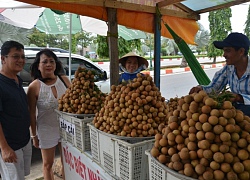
95,57,226,76
142,63,226,76
95,56,224,65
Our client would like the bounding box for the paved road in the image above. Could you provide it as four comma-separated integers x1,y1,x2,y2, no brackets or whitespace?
94,56,225,72
160,68,220,100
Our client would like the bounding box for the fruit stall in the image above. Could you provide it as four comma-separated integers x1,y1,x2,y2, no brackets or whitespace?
56,67,250,180
56,67,162,179
2,1,248,180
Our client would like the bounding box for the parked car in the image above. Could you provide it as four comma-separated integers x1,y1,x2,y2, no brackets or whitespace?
24,46,69,53
0,51,110,93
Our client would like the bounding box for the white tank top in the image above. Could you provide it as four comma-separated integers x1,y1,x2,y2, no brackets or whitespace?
36,77,66,149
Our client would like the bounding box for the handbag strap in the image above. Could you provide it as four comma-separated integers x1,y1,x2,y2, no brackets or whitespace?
58,75,68,88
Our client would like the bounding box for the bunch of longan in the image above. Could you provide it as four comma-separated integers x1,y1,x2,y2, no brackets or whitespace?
152,91,250,180
58,67,106,114
93,73,169,137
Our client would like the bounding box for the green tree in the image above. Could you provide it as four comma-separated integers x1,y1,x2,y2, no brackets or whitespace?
28,29,55,47
56,35,77,53
244,5,250,38
75,31,96,55
96,35,142,58
208,8,232,63
165,39,178,55
118,38,142,56
143,33,154,54
195,22,210,54
160,22,210,57
96,36,109,58
28,29,78,53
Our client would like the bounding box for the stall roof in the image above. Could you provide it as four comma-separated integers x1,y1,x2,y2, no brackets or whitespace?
13,0,249,44
15,0,249,19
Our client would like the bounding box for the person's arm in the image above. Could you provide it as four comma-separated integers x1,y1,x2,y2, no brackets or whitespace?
241,94,250,104
233,94,244,103
229,75,250,105
232,93,250,104
189,86,203,94
0,123,17,163
27,80,39,148
189,66,228,95
201,66,229,94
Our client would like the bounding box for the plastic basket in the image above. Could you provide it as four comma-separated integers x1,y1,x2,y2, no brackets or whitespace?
55,109,95,152
55,110,95,119
88,123,154,180
145,150,197,180
88,123,153,163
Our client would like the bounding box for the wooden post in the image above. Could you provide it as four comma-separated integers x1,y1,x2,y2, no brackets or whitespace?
107,8,119,86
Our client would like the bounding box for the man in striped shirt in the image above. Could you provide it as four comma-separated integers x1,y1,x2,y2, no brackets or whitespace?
189,32,250,116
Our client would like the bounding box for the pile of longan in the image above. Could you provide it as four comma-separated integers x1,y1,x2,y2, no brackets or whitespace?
58,67,106,114
151,90,250,180
93,73,168,137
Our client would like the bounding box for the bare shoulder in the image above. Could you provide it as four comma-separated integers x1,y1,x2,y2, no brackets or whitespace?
28,79,40,88
27,80,40,95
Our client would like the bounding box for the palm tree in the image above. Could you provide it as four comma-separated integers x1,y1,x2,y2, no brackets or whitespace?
195,22,210,54
0,22,31,46
179,22,210,67
165,38,178,55
244,4,250,38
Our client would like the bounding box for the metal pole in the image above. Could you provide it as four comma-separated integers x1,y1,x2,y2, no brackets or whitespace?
68,13,72,80
149,35,153,70
154,12,161,89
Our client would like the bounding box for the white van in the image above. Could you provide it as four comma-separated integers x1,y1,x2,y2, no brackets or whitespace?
0,50,110,93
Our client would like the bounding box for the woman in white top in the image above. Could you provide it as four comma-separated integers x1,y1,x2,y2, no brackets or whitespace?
27,49,71,180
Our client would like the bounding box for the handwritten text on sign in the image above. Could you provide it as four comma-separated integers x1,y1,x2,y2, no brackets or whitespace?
63,145,106,180
59,117,75,136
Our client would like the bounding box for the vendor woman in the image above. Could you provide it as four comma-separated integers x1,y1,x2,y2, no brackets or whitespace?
119,52,148,83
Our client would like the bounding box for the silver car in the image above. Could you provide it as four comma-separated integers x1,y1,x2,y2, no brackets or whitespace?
17,50,110,93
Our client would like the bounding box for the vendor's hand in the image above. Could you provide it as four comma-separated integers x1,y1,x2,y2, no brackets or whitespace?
189,86,202,94
229,93,244,103
32,136,40,149
1,145,17,163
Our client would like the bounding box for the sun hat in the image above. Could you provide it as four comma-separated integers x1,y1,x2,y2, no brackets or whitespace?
119,52,149,68
213,32,250,51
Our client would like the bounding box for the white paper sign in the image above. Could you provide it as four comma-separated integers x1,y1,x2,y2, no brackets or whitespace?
62,141,114,180
59,117,76,136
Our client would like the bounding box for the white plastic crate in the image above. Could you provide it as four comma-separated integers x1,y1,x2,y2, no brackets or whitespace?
55,109,95,152
145,150,197,180
88,123,100,162
88,123,154,163
88,124,154,180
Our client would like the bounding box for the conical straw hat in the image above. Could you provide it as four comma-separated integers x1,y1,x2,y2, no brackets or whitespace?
119,52,148,68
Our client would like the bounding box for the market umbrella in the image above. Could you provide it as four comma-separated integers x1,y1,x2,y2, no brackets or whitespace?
79,15,147,40
0,8,147,40
0,7,147,79
35,8,82,34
